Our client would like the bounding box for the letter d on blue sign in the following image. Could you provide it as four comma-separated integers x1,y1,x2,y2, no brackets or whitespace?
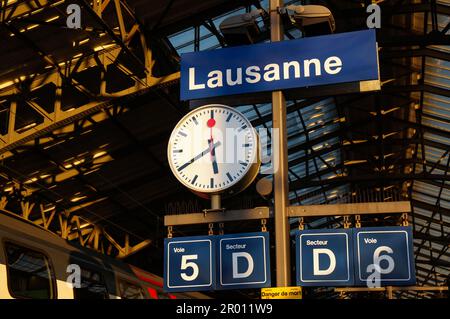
295,228,354,286
217,232,271,290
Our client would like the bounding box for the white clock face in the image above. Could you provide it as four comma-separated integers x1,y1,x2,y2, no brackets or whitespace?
167,104,258,193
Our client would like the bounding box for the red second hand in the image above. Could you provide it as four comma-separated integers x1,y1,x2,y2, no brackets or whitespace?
207,118,216,158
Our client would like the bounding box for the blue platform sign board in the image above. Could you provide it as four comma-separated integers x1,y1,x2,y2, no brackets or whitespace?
217,232,271,290
164,235,215,292
354,226,416,286
180,29,379,100
295,228,354,286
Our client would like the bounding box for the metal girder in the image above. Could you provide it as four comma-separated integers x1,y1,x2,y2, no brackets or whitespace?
414,232,450,247
379,32,450,47
0,0,179,259
383,84,450,98
413,156,450,276
152,0,256,35
0,0,55,22
74,0,147,72
0,189,151,259
381,48,450,62
413,209,450,229
253,97,323,127
0,71,178,159
0,0,181,159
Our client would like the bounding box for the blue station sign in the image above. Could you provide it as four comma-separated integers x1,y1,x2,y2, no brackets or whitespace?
164,232,271,292
295,228,354,286
180,29,379,100
354,226,416,286
217,232,271,290
294,226,416,287
164,235,215,292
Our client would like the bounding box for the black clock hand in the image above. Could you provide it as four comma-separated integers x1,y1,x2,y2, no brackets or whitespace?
208,139,219,174
177,141,222,172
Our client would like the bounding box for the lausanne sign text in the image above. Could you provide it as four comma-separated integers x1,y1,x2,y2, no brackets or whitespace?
180,29,379,100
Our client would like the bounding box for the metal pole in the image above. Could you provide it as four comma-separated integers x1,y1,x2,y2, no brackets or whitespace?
270,0,291,287
386,286,394,299
211,194,221,210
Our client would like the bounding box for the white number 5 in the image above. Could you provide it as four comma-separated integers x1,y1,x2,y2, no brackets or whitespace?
180,254,199,281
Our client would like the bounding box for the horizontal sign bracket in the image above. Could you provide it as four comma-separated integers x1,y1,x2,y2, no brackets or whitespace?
189,80,382,107
288,201,411,217
335,286,448,293
165,202,411,226
164,207,272,226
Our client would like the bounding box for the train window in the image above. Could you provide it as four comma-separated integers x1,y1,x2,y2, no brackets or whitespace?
118,280,145,299
73,268,109,299
4,242,55,299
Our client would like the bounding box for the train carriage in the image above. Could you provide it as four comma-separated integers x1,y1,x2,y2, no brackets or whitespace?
0,212,206,299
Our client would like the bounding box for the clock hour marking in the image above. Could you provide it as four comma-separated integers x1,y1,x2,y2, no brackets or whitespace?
226,113,233,122
191,175,198,185
226,173,233,182
192,117,198,125
238,125,247,132
242,143,250,147
178,131,187,137
210,110,214,119
173,149,183,153
210,178,214,188
239,160,248,166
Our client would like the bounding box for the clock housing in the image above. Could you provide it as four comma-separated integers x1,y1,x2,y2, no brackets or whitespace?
167,104,260,198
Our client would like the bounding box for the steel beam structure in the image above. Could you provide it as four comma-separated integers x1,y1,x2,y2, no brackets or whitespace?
0,0,56,22
0,0,180,159
0,0,182,257
0,186,151,258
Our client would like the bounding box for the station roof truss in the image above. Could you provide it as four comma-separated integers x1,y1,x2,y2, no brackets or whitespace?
0,0,449,298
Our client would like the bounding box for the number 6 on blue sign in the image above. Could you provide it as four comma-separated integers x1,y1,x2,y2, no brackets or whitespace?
354,226,416,286
164,236,216,292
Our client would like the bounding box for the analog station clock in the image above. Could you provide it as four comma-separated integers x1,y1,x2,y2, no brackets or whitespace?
167,104,260,198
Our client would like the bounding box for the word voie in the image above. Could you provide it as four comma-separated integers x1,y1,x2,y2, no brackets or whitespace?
189,56,342,90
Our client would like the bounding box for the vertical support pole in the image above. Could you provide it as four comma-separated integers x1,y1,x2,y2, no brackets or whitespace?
211,194,221,210
8,99,17,143
270,0,291,287
54,74,62,121
386,286,393,299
